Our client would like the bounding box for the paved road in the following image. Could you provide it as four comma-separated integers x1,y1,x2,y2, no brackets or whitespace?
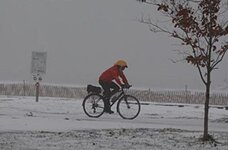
0,97,227,132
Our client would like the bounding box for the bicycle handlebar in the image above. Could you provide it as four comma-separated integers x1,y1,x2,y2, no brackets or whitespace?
121,84,132,90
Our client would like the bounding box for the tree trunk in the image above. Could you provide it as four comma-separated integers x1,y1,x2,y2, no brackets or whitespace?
203,70,211,140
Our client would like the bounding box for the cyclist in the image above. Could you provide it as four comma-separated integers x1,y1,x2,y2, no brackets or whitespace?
99,60,130,114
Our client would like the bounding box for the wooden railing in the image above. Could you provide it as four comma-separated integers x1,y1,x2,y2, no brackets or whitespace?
0,83,227,105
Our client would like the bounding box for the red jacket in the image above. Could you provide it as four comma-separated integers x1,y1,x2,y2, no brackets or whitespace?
99,65,129,86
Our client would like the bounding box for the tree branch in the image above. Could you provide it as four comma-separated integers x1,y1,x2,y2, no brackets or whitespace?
138,17,173,34
211,51,226,70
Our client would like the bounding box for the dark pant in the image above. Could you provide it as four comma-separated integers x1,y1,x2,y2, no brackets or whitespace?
99,80,120,110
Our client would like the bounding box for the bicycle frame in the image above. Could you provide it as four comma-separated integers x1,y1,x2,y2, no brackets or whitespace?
110,88,126,107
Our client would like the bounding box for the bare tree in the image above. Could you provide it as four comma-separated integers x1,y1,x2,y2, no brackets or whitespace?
137,0,228,141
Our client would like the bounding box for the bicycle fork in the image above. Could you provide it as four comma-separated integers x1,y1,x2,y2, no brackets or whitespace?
124,97,130,109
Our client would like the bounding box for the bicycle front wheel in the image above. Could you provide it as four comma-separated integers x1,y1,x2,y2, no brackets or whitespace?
82,93,105,118
117,95,141,120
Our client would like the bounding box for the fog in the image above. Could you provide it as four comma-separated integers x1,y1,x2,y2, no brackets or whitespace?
0,0,227,90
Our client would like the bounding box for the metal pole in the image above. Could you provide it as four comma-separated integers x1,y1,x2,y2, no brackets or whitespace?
36,82,39,102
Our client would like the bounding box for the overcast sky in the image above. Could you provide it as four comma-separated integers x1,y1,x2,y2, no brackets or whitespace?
0,0,227,90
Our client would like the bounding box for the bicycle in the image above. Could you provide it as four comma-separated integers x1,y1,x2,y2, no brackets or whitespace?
82,85,141,120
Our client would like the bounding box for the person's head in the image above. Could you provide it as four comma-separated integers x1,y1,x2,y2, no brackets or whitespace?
114,60,128,71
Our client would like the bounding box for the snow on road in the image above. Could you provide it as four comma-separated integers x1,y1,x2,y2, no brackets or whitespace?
0,96,227,149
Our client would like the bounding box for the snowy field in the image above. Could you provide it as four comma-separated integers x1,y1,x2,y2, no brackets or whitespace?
0,96,227,150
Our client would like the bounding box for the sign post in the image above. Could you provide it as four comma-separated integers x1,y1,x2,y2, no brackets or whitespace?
31,51,47,102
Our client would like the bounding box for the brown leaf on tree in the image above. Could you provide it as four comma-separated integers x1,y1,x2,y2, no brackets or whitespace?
157,4,169,12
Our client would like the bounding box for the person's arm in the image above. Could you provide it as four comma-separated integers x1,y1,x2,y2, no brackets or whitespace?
111,70,122,86
114,76,122,86
120,72,129,85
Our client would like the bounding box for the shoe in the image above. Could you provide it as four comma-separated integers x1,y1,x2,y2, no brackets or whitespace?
104,109,114,114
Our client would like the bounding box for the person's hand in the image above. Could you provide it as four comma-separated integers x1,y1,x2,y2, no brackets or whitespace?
125,84,132,89
121,84,131,89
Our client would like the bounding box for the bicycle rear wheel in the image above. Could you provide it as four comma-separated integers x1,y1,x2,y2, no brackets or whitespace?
82,93,105,118
117,95,141,120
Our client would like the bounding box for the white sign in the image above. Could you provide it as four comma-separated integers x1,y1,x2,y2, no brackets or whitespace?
31,51,47,75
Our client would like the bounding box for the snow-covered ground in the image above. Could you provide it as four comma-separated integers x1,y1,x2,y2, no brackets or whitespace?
0,96,227,150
